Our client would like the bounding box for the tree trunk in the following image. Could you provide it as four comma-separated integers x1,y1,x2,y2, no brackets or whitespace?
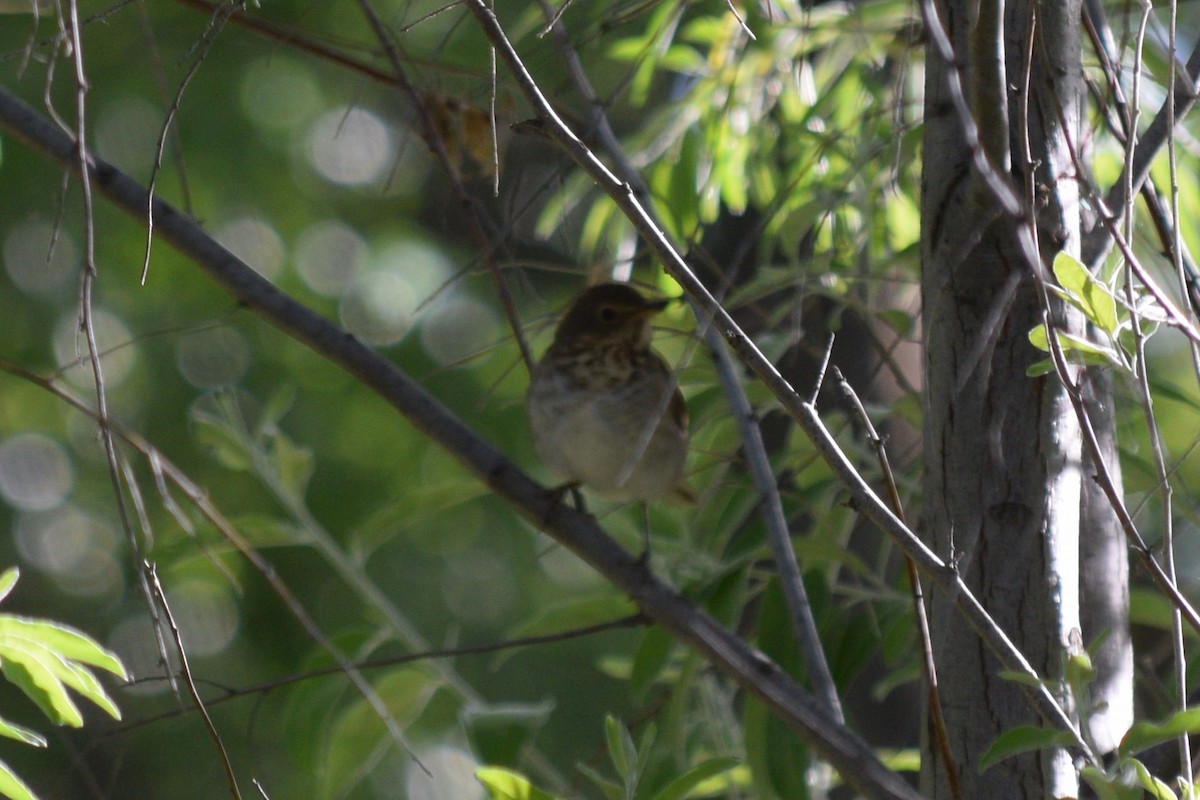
919,0,1101,795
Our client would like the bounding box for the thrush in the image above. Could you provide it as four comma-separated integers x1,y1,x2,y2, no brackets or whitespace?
526,283,692,504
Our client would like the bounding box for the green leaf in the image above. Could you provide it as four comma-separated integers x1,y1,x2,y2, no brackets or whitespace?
1129,588,1180,633
191,408,252,471
877,749,921,773
630,627,673,699
507,596,638,641
0,570,18,606
1026,359,1055,377
743,695,809,799
318,669,436,797
1027,324,1122,368
0,713,44,748
1053,250,1091,295
1055,331,1122,365
1065,650,1095,709
996,670,1046,689
1133,759,1177,800
605,715,637,782
1029,324,1050,352
476,767,561,800
1121,707,1200,756
646,757,739,800
979,726,1077,772
0,618,126,679
1053,251,1120,334
0,759,38,800
0,649,80,727
1080,763,1143,800
659,44,705,74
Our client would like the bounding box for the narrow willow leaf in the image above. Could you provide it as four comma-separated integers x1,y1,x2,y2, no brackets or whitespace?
1121,707,1200,756
476,767,561,800
0,570,18,606
0,618,126,678
979,726,1077,772
0,714,44,748
0,759,38,800
0,650,81,727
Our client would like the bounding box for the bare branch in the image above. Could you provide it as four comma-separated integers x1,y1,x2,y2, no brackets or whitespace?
461,0,1093,762
0,85,920,800
148,565,244,800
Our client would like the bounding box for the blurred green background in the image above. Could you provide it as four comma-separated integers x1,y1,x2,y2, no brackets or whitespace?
2,0,1200,797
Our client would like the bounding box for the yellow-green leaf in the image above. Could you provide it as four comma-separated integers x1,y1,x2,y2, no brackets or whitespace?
476,767,560,800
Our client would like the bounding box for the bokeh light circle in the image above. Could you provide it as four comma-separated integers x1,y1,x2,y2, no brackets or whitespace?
3,217,78,295
53,308,138,389
240,56,322,133
308,107,395,187
339,271,416,346
0,434,73,511
295,220,368,297
175,326,251,388
420,295,499,366
15,505,122,597
214,216,285,281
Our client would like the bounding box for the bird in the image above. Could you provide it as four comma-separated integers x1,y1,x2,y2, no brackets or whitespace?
526,282,692,506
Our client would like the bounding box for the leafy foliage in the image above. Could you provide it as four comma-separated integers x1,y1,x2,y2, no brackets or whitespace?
0,0,1198,796
0,567,126,800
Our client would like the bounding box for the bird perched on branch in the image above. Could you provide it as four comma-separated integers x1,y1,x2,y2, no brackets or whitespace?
526,282,692,505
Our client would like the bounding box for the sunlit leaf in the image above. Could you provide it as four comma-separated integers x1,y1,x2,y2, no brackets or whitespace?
1121,707,1200,756
0,570,18,606
1053,251,1119,334
0,714,43,748
476,767,560,800
0,648,80,727
0,759,38,800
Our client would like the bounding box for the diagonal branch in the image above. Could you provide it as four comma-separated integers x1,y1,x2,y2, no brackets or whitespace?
529,0,844,724
1081,19,1200,267
461,0,1095,763
0,85,920,800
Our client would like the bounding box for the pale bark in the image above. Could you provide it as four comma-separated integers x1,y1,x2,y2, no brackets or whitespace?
1079,369,1134,754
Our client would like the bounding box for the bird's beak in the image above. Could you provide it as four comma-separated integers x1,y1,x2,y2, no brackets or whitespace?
636,298,671,316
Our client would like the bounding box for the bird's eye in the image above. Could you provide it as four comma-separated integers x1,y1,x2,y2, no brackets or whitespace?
599,306,618,322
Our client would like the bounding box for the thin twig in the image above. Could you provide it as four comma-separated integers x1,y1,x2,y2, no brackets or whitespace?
148,565,244,800
0,86,920,800
0,358,429,776
834,367,960,800
141,0,232,284
355,0,534,372
1082,34,1200,267
1161,0,1190,776
58,0,178,718
460,0,1093,760
711,333,844,723
122,614,647,728
531,0,842,725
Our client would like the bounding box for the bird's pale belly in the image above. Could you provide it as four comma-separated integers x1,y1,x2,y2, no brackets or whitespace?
527,376,685,501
